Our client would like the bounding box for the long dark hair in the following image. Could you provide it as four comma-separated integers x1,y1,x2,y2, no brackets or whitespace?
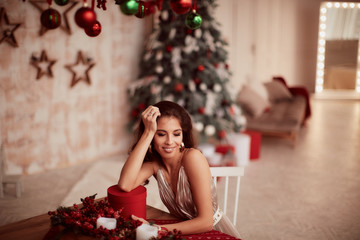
130,101,195,160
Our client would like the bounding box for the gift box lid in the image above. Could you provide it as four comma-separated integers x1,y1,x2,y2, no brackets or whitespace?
107,185,146,203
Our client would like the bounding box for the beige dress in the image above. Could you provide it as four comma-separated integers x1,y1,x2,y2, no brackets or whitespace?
155,165,241,238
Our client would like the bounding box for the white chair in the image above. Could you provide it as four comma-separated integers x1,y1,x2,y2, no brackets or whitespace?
210,166,245,226
0,144,23,198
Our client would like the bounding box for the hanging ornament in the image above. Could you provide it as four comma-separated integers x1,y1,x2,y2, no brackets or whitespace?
75,7,97,29
40,8,61,29
120,0,139,15
174,83,184,92
0,7,21,48
185,10,202,30
135,1,146,18
135,1,155,18
170,0,191,15
54,0,69,6
218,130,227,139
198,107,205,114
84,20,101,37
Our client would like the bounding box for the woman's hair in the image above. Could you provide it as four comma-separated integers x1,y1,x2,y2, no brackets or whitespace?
130,101,195,159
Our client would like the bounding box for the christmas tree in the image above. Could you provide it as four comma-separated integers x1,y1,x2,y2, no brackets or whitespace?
127,0,245,141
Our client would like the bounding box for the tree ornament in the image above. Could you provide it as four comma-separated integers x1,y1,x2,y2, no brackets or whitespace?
29,0,78,36
138,103,146,110
120,0,139,15
174,83,184,92
198,107,205,114
74,7,97,29
135,1,155,18
166,45,173,52
131,109,139,118
54,0,70,6
135,1,146,18
205,125,216,137
41,8,61,29
0,7,21,48
185,10,202,30
84,20,101,37
194,78,201,85
218,130,227,139
197,65,204,71
170,0,192,15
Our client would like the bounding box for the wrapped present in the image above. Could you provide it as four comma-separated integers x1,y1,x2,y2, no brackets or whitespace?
215,144,235,155
107,185,147,219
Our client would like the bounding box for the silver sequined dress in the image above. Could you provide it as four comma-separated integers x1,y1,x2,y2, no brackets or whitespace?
155,165,241,238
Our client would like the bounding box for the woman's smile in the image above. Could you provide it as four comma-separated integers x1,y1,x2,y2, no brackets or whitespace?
153,116,183,157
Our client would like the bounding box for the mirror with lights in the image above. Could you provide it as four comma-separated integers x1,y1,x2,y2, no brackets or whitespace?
315,2,360,98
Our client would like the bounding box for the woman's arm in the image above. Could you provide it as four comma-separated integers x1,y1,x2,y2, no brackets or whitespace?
160,149,214,234
118,106,160,192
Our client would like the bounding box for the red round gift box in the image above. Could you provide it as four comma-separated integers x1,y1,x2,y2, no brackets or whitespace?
107,185,147,219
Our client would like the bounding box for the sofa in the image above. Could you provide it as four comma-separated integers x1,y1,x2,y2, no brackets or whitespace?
236,77,311,147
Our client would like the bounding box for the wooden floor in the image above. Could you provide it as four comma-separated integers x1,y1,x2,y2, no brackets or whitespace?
1,98,360,240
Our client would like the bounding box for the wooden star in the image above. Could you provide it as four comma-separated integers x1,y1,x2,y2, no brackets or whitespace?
65,51,95,88
30,50,57,80
29,0,79,36
0,7,21,48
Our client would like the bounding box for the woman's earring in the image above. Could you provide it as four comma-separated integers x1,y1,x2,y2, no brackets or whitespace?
179,142,185,152
148,144,152,154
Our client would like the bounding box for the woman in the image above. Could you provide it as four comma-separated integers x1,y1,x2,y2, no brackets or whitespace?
118,101,240,238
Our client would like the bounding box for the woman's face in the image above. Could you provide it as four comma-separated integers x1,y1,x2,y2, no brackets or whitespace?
153,116,183,159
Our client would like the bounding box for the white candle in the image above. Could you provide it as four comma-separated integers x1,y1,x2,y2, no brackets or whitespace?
96,217,117,230
136,224,159,240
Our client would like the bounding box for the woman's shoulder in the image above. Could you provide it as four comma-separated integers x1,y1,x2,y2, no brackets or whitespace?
182,148,208,167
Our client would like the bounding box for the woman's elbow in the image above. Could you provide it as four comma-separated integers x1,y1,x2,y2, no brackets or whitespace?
202,217,213,232
204,221,213,232
117,181,133,192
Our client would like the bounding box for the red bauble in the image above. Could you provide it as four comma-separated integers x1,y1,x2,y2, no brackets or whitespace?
75,7,97,29
166,45,173,52
174,83,184,92
40,8,61,29
138,103,146,110
218,130,227,139
198,65,205,71
198,107,205,114
194,78,201,85
84,21,101,37
170,0,192,14
131,109,139,118
135,1,155,18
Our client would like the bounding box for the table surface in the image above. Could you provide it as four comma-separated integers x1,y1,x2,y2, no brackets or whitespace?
0,205,176,240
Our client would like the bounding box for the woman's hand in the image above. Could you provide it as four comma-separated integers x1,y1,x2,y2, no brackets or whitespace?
131,214,149,224
141,106,161,134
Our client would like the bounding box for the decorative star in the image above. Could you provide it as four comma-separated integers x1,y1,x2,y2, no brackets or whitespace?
0,7,21,48
29,0,79,36
65,51,95,88
30,50,57,80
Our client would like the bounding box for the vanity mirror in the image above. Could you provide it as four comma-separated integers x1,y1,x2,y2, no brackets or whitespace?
315,2,360,99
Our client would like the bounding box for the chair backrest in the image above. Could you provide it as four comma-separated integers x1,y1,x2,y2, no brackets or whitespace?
210,166,245,226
